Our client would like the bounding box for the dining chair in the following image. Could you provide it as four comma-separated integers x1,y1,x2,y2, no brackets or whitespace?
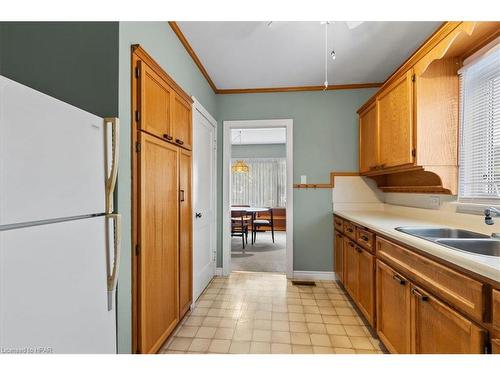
231,210,251,250
253,208,275,243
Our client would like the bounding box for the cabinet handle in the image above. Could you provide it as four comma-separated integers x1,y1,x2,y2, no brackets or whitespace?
180,189,185,202
361,235,369,241
175,139,184,145
379,163,386,169
347,228,353,233
355,247,362,253
392,274,406,285
348,242,354,248
412,288,429,301
163,133,173,141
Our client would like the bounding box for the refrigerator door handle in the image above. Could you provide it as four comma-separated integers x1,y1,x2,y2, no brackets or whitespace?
106,213,121,311
104,117,120,214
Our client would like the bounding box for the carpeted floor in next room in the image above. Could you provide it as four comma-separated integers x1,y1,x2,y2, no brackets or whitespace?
231,231,286,273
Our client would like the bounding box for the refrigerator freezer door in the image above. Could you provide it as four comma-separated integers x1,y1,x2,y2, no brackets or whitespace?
0,216,116,354
0,75,107,226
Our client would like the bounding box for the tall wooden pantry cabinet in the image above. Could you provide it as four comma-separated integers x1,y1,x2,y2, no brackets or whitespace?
132,45,193,354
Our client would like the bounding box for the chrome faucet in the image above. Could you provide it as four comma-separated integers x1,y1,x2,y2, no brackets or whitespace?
484,207,500,225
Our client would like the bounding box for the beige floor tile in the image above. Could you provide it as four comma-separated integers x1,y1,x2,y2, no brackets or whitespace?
214,327,234,340
316,300,333,307
208,339,231,354
289,321,309,333
202,317,222,327
250,341,271,354
307,323,326,334
322,315,341,324
289,313,306,322
235,320,254,330
303,305,320,314
287,304,304,313
350,336,375,350
301,299,317,306
252,329,272,342
218,318,238,328
287,298,302,305
290,332,311,345
272,320,290,331
310,333,331,347
162,349,186,354
305,314,323,323
335,307,356,316
188,338,211,353
191,307,209,316
196,326,217,339
197,300,213,308
344,325,367,337
355,349,379,354
272,312,289,321
272,330,291,344
313,346,335,354
176,326,198,338
334,347,356,354
329,335,352,348
168,337,193,351
292,345,314,354
229,341,251,354
271,343,292,354
184,316,204,327
326,324,346,335
254,319,272,330
233,328,253,341
339,316,360,325
273,304,288,313
254,310,272,320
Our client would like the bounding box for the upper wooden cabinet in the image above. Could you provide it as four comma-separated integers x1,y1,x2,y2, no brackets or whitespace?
358,102,378,173
377,70,414,169
358,22,500,195
172,95,192,150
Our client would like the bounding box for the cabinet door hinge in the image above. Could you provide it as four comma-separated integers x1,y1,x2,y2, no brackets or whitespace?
135,142,141,153
135,244,141,256
135,66,140,79
135,110,140,123
411,148,416,157
411,74,416,82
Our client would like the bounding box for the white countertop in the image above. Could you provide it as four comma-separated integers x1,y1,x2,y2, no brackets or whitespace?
334,206,500,283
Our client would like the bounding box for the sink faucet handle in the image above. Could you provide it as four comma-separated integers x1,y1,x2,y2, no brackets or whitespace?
485,207,500,225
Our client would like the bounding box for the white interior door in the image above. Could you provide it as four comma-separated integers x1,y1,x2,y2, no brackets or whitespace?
192,107,216,302
0,216,116,353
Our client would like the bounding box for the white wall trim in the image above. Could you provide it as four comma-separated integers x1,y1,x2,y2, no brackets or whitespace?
191,96,218,302
292,271,337,281
223,119,294,278
215,267,223,276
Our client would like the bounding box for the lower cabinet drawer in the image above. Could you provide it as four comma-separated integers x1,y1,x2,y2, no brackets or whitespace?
343,221,356,240
376,237,485,322
356,227,374,253
334,216,344,232
411,284,486,354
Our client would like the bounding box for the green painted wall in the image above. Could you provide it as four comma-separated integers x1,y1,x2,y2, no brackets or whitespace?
0,22,119,117
216,89,376,270
232,144,286,159
117,22,217,353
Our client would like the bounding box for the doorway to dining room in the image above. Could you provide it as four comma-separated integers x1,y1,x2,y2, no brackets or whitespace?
222,120,293,277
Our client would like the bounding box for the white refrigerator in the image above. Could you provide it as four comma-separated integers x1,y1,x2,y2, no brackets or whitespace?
0,75,121,354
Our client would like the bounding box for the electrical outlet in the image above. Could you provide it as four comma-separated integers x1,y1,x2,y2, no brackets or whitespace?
300,175,307,184
428,196,440,209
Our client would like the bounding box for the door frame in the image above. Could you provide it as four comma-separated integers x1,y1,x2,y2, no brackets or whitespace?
191,97,217,306
222,119,294,278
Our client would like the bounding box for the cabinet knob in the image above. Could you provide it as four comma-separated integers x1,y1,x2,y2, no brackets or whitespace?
392,274,406,285
195,212,202,219
175,139,184,145
163,133,173,141
412,288,429,301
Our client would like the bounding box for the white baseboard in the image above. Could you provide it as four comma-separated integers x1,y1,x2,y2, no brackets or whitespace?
292,271,337,281
215,267,223,276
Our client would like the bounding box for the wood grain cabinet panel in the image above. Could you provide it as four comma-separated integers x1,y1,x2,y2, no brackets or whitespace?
492,339,500,354
357,246,375,326
334,216,344,233
410,285,486,354
376,260,412,354
172,94,192,150
138,61,173,140
344,238,359,299
343,221,356,240
359,102,379,173
377,70,414,169
356,227,375,253
139,132,179,354
179,149,192,318
334,231,345,284
493,289,500,330
376,237,485,322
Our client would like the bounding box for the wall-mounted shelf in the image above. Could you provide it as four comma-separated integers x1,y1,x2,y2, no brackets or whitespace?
293,172,359,189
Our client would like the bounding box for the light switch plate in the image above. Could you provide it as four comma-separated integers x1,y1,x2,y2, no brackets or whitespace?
300,175,307,184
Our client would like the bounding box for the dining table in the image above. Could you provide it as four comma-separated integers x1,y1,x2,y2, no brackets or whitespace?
230,206,270,245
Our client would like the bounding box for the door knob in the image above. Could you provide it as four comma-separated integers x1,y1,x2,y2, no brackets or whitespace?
195,212,202,218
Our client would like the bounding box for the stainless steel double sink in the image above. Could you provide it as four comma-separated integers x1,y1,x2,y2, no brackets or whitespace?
395,226,500,257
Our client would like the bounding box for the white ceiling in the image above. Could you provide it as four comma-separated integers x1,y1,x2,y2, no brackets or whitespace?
231,128,286,145
177,21,441,89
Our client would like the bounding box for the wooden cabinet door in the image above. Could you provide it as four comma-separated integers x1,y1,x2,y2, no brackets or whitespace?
138,61,173,141
357,247,375,326
377,70,414,169
171,94,192,150
334,232,344,284
376,260,411,353
139,132,179,354
344,238,358,299
179,149,192,318
359,102,379,173
410,285,486,354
